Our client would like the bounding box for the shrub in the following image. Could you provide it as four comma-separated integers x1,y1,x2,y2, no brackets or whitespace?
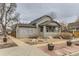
60,32,73,39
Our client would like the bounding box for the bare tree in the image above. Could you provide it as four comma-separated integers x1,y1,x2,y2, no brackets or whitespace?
60,21,68,32
0,3,19,42
75,16,79,22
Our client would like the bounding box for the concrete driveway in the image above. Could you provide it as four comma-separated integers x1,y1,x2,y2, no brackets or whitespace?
0,46,48,56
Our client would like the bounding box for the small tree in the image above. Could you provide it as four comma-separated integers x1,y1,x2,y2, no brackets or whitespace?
0,3,19,42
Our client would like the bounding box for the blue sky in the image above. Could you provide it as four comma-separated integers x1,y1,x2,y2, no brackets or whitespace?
16,3,79,24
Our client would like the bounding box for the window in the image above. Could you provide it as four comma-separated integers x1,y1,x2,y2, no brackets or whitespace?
46,26,56,32
76,28,79,31
40,26,43,32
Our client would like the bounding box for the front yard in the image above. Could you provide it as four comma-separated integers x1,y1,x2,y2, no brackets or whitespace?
0,35,79,56
38,41,79,56
0,35,17,49
20,38,47,45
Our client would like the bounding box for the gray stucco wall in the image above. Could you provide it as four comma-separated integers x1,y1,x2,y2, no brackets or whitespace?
16,27,38,38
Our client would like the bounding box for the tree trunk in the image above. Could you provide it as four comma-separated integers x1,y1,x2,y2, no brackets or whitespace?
3,26,7,42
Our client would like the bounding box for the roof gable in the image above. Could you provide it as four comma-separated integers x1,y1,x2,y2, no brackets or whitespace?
30,15,53,25
68,22,79,27
39,20,60,27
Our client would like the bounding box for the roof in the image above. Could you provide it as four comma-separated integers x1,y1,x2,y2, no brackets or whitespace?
17,23,36,28
30,15,53,24
68,22,79,28
16,15,60,28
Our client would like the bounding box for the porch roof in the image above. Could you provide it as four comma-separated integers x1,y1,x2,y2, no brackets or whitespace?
39,21,60,27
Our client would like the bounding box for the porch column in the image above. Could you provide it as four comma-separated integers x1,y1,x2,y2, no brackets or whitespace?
43,26,46,37
75,28,76,31
36,24,40,36
59,27,61,34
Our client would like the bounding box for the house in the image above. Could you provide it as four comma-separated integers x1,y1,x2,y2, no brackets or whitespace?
15,15,61,38
68,22,79,31
68,22,79,37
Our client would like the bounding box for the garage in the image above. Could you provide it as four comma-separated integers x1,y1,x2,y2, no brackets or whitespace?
16,24,38,38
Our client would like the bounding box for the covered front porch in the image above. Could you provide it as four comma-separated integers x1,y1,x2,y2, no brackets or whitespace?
38,21,61,38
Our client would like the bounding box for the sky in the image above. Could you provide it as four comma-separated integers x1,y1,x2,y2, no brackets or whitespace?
16,3,79,24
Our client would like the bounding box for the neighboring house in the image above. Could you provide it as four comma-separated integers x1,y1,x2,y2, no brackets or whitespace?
15,15,61,38
68,22,79,37
68,22,79,31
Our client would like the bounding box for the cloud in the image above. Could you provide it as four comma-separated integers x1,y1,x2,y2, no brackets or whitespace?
16,3,79,23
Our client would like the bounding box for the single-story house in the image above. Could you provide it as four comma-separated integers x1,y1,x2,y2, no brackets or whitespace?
68,22,79,37
68,22,79,31
15,15,61,38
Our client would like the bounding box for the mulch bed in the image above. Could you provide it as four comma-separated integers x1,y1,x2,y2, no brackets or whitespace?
38,43,79,56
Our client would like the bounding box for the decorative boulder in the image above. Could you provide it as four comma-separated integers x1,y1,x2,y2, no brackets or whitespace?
67,41,72,46
3,38,7,42
48,43,54,51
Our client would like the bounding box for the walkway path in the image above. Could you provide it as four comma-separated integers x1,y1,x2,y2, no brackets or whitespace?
71,38,79,42
8,36,29,46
